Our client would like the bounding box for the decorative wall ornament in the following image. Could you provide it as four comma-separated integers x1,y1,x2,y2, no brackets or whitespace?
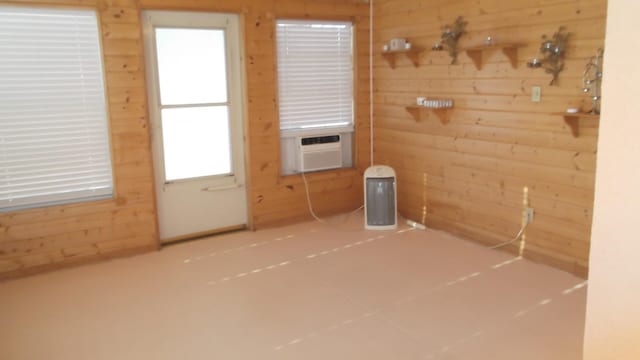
432,16,467,65
527,26,570,85
582,48,604,114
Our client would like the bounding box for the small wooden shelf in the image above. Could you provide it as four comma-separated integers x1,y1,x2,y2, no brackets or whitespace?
382,48,423,69
463,43,524,70
405,105,450,124
555,112,600,137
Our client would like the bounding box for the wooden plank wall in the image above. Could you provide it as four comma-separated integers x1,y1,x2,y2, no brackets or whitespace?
0,0,159,280
0,0,370,279
372,0,607,277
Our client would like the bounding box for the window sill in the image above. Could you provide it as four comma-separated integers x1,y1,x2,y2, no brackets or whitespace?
280,125,354,139
1,194,114,214
278,167,360,185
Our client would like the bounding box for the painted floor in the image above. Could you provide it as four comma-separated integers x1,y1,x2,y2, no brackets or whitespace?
1,214,587,359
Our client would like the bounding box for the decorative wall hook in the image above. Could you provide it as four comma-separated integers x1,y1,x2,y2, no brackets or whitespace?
527,26,570,86
432,16,467,65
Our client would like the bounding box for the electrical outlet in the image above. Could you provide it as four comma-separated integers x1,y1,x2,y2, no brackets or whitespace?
531,86,541,102
525,207,535,224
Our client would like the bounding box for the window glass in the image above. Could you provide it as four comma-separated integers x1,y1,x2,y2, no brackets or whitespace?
161,107,231,181
155,28,228,105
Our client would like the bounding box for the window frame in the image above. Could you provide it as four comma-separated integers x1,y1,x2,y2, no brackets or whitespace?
274,17,358,176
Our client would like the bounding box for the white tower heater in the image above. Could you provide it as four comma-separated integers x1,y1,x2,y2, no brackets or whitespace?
364,165,397,230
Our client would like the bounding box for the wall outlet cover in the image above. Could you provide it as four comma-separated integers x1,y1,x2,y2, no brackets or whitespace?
531,86,541,102
525,207,535,224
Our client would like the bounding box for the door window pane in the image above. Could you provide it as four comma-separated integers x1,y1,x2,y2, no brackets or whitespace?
155,28,228,105
161,106,231,181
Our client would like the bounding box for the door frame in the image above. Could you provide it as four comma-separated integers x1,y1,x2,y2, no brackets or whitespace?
140,10,253,241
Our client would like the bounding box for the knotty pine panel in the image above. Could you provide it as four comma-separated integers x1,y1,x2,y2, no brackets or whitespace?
103,55,143,72
1,0,369,279
0,0,158,280
373,0,605,277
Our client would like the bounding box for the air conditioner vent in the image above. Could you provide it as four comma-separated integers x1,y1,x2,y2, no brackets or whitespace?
301,135,340,146
297,134,342,172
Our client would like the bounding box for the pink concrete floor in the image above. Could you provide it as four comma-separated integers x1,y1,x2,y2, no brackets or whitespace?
0,214,587,359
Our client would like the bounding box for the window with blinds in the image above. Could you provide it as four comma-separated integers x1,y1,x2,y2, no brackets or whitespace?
0,6,113,212
276,20,354,131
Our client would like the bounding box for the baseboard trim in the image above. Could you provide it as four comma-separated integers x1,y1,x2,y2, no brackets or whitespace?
160,224,247,245
0,243,159,282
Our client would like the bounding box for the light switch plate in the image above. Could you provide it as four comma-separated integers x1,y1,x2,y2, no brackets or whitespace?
531,86,541,102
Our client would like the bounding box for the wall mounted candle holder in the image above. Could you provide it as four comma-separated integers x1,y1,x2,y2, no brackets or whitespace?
527,26,570,85
432,16,467,65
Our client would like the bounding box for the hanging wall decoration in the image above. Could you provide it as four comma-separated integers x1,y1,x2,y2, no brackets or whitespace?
527,26,570,86
432,16,467,65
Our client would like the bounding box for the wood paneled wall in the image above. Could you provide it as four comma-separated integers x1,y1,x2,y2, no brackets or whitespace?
0,0,159,280
373,0,607,277
0,0,370,279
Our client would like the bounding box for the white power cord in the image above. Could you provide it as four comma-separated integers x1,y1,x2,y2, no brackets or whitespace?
301,171,363,225
490,206,534,250
488,222,529,249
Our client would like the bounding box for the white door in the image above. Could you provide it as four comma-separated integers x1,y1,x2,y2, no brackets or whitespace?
142,11,247,243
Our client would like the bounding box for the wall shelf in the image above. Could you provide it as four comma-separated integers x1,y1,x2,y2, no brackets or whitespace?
382,48,422,68
405,105,450,123
463,43,524,70
555,112,600,137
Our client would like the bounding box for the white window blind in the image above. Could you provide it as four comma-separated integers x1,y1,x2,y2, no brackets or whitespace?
276,20,354,131
0,6,113,211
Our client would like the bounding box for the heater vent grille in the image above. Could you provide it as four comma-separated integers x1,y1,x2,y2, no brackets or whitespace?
364,165,397,230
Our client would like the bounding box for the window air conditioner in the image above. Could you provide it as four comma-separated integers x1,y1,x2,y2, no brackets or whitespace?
296,135,342,172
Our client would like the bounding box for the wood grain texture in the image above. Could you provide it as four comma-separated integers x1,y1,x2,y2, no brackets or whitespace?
0,0,159,279
373,0,606,277
0,0,369,279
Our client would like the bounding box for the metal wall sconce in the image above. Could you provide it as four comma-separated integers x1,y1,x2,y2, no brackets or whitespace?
432,16,467,65
527,26,570,85
583,48,604,114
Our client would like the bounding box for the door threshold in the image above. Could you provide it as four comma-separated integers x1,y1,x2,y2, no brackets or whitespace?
161,224,247,246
